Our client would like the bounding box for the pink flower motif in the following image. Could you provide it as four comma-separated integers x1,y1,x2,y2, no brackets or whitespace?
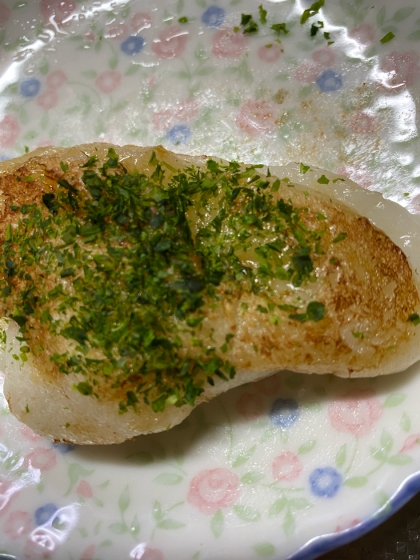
0,479,20,516
24,529,55,558
400,434,420,453
272,452,303,481
257,43,281,63
152,25,188,59
294,61,321,83
0,115,19,148
95,70,122,94
349,24,375,46
130,545,164,560
348,111,376,134
4,510,32,539
131,12,152,33
379,51,420,93
335,518,361,533
40,0,76,27
0,2,11,26
46,70,67,90
188,468,239,514
236,393,264,421
312,47,335,68
236,100,278,136
79,544,95,560
76,480,93,499
142,548,164,560
105,22,129,40
254,374,281,396
20,425,43,442
212,28,247,59
152,98,198,130
37,90,58,110
328,390,382,437
24,448,57,471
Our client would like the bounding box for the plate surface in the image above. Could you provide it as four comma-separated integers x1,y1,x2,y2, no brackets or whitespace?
1,1,420,559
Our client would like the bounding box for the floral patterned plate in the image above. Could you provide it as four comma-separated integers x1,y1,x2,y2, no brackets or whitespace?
2,0,420,558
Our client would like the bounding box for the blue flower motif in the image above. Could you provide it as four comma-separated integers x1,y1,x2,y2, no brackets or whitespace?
201,6,225,28
309,467,342,498
35,503,58,526
270,398,299,428
316,69,343,92
53,443,75,453
166,124,191,145
20,78,41,98
121,35,145,56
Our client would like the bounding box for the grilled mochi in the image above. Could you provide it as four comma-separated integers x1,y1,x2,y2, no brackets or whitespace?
0,143,419,444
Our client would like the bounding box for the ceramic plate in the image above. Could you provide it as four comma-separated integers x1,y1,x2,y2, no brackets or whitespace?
2,0,420,559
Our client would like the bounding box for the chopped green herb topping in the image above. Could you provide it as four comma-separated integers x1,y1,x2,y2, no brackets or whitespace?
300,0,325,24
240,13,259,34
300,163,310,174
289,301,325,323
178,16,188,23
408,313,420,326
317,175,330,184
271,23,289,35
380,31,395,44
0,149,331,413
352,331,365,339
310,21,324,36
332,232,347,243
258,4,267,24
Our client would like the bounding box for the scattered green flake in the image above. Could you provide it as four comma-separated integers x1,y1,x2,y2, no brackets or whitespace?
259,4,267,24
317,175,329,184
352,331,365,339
306,301,325,322
310,21,324,36
0,148,333,414
178,16,188,23
408,313,420,326
271,23,289,35
300,0,325,25
332,232,347,243
380,31,395,44
25,404,29,413
300,163,310,174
